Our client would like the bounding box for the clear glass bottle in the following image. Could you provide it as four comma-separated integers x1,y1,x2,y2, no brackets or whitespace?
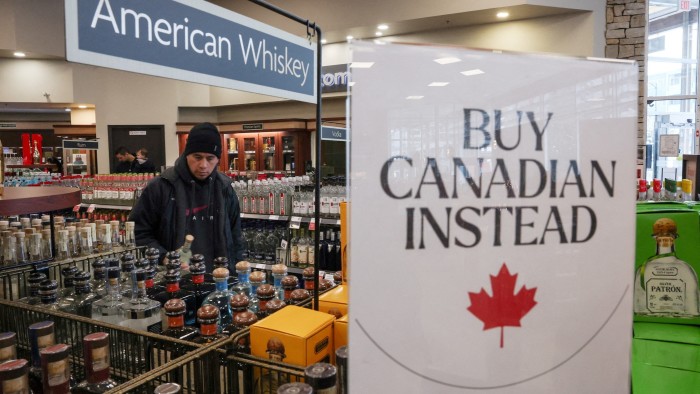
14,232,28,264
179,235,195,275
91,259,107,297
40,344,72,394
0,332,17,363
29,232,43,262
289,230,299,267
62,271,100,318
0,359,31,394
120,253,136,297
41,228,53,259
28,321,56,394
271,263,287,300
193,305,227,344
247,271,265,315
38,280,62,312
119,269,162,333
56,229,69,261
91,267,125,325
19,272,46,305
634,218,700,316
59,265,79,299
205,256,237,289
201,267,233,330
72,332,118,393
231,261,252,297
297,229,309,269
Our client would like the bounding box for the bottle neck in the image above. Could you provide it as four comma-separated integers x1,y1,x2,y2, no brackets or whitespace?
166,282,180,293
199,323,218,337
237,271,250,284
167,314,185,329
191,274,204,284
215,279,228,292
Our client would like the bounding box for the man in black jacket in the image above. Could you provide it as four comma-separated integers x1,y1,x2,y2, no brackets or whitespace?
129,123,244,270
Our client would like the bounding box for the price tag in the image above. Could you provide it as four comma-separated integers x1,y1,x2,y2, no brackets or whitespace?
324,274,335,282
256,263,267,270
290,216,302,229
73,204,81,212
269,215,279,221
308,221,316,231
319,270,325,278
87,204,96,213
280,239,288,249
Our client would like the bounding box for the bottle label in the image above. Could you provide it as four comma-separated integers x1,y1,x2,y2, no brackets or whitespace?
243,196,248,213
291,245,299,263
330,197,340,214
280,193,285,215
200,323,218,336
47,359,68,386
293,200,301,215
298,246,308,265
192,275,204,284
92,345,109,371
321,196,330,214
646,278,686,313
269,192,275,214
168,315,185,328
2,376,26,393
166,283,179,292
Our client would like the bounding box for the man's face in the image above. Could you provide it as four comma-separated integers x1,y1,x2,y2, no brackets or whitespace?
115,153,127,162
186,152,219,181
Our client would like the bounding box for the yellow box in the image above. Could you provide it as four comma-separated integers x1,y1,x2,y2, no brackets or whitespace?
250,305,334,367
318,284,349,317
334,314,348,350
340,201,349,283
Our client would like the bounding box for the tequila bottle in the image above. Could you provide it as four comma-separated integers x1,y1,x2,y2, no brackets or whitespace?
119,269,162,333
0,359,31,394
160,299,198,340
205,257,237,289
222,311,258,393
231,261,252,297
72,332,118,393
91,259,107,297
247,271,266,314
145,266,165,297
271,263,287,300
0,332,17,363
229,293,250,323
178,236,194,281
40,344,72,394
62,271,100,318
181,260,215,310
281,275,299,303
193,305,227,344
91,267,125,325
38,280,62,312
290,289,311,306
28,321,56,394
302,267,316,298
634,218,700,317
149,269,197,326
297,229,309,268
201,268,233,329
19,271,46,305
255,284,276,319
59,265,79,299
265,299,287,316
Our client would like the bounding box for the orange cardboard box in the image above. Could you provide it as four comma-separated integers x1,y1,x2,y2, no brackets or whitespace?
318,284,348,317
334,314,348,351
250,305,334,367
340,201,349,283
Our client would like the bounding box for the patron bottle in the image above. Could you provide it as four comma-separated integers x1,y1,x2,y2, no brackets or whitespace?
223,311,258,394
160,299,198,341
0,359,31,394
255,284,276,320
62,271,100,318
193,305,227,344
149,269,196,326
0,332,17,363
302,267,316,298
205,257,237,289
201,268,233,329
231,261,252,297
229,294,250,323
40,344,72,394
72,333,118,393
634,218,700,317
281,275,299,303
247,271,266,314
181,259,214,310
144,266,165,297
28,321,55,394
290,289,311,306
271,263,287,300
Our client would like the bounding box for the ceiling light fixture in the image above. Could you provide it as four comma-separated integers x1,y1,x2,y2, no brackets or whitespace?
13,52,26,58
377,24,389,30
346,35,354,41
375,31,383,36
321,39,327,44
349,62,375,69
497,11,510,18
434,57,461,65
406,96,424,100
65,108,71,112
461,69,485,77
78,105,88,109
428,82,450,87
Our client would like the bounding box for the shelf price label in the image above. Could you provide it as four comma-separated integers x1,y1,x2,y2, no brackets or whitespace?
87,204,96,213
290,216,302,229
269,215,280,221
73,204,81,212
308,220,316,231
255,263,267,270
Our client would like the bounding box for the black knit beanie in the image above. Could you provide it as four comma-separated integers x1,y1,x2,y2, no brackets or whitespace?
183,122,222,158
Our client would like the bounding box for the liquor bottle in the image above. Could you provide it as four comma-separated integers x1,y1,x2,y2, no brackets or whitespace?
271,263,287,300
308,229,316,268
290,289,311,306
38,280,62,312
247,271,266,314
289,230,299,267
266,299,286,316
149,269,197,326
146,248,166,286
28,321,55,393
62,271,100,318
205,256,237,289
223,311,259,394
160,298,198,340
336,346,348,394
144,266,165,297
229,293,250,323
120,253,136,297
59,266,79,299
90,260,107,297
0,332,17,363
91,267,124,325
201,268,233,329
255,284,275,319
0,359,32,394
178,235,194,279
72,333,118,393
181,260,215,310
277,383,314,394
119,269,162,333
302,267,316,298
634,218,700,316
297,229,309,269
231,261,252,297
281,275,298,303
19,272,47,305
193,305,227,344
32,141,40,165
14,232,28,264
40,344,72,394
304,363,338,394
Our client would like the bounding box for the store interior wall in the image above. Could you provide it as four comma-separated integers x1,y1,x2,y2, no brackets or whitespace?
0,0,606,170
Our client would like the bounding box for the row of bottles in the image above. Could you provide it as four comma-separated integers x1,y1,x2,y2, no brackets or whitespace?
79,173,157,204
637,178,695,202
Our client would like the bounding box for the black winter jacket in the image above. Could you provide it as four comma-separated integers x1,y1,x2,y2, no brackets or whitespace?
129,156,244,270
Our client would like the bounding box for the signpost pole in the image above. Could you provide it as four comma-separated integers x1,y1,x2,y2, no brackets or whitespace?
249,0,323,311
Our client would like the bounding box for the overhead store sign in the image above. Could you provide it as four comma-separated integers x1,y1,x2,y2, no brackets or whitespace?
64,0,317,103
320,126,347,141
321,64,348,93
349,42,638,392
63,140,98,149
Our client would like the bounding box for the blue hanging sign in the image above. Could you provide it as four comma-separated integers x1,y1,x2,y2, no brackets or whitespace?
65,0,317,103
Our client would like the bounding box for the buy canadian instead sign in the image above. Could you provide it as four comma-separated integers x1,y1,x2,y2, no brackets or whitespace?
349,42,638,392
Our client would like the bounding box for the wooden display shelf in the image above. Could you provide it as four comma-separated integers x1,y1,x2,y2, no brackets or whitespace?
0,187,80,215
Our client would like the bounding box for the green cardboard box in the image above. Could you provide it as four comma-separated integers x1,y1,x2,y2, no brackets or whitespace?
632,323,700,393
634,207,700,325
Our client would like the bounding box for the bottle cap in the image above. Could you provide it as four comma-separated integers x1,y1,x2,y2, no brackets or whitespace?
304,362,337,390
0,359,29,381
91,259,106,269
107,267,121,279
40,343,70,363
61,265,79,277
145,247,160,259
39,280,58,293
333,271,342,283
319,279,333,291
168,250,181,261
265,299,286,314
290,289,311,303
281,275,299,289
190,254,205,265
213,257,229,268
28,321,54,336
233,311,258,327
249,271,266,284
271,263,287,275
28,272,47,285
165,270,181,283
197,304,220,323
106,258,120,268
235,261,251,271
189,262,206,276
256,284,275,298
83,332,109,349
302,267,315,279
184,234,194,244
212,267,230,279
230,294,250,309
164,298,186,316
0,332,17,348
73,271,91,285
135,258,149,269
653,218,678,237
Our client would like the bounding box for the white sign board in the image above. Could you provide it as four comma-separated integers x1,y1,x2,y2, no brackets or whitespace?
349,42,637,392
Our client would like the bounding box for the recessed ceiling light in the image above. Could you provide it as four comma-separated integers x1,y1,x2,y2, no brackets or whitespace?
13,52,26,58
375,31,383,36
349,62,374,68
406,96,424,100
78,105,87,109
461,69,485,76
428,82,450,87
321,39,327,44
377,24,389,30
65,108,71,112
434,57,461,65
497,11,510,18
346,35,354,41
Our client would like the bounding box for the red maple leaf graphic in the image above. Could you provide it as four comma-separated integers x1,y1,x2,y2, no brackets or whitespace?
467,263,537,348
